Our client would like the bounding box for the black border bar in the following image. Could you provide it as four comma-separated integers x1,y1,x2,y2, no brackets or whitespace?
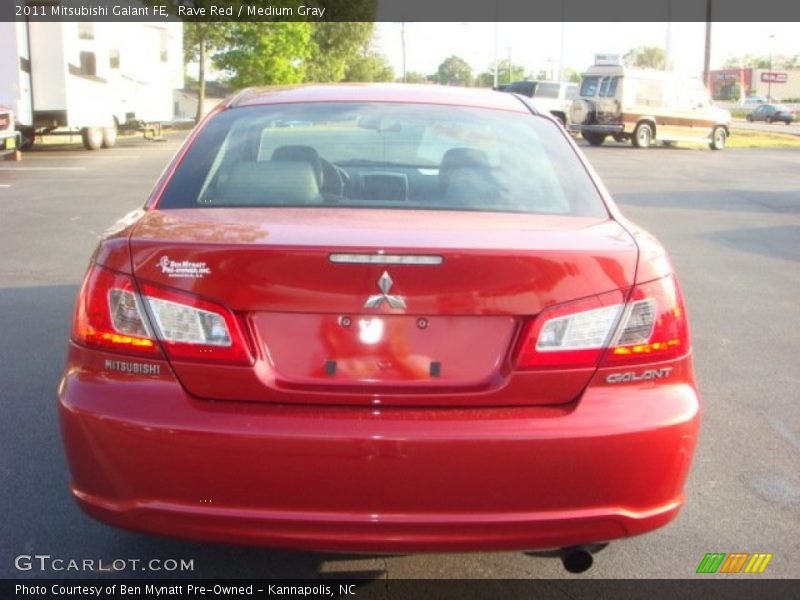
4,579,800,600
3,0,800,22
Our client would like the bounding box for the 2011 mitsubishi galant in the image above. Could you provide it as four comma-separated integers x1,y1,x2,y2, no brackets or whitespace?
59,84,700,572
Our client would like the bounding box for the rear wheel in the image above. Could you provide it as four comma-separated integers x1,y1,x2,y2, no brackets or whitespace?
101,125,118,149
17,127,35,151
582,131,607,146
632,122,653,148
765,116,773,124
81,127,103,151
709,126,727,150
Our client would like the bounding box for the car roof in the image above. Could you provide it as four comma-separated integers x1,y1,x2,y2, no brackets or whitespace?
231,84,531,113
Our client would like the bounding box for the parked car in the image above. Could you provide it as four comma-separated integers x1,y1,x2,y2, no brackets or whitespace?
746,103,795,124
569,55,732,149
0,106,20,157
499,80,578,126
60,84,700,573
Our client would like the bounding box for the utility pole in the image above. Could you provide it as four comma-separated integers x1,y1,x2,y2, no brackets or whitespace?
493,22,499,88
665,0,672,70
768,34,775,101
400,22,406,83
558,20,565,81
703,0,712,89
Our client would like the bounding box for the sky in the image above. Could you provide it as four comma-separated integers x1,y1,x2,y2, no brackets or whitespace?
374,22,800,80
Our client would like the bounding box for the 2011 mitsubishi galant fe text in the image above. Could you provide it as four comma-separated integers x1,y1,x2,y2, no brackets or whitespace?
59,85,700,570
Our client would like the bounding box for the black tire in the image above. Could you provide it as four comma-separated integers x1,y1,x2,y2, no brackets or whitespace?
582,131,607,146
746,114,753,122
81,127,103,151
17,127,35,151
101,125,118,149
765,116,773,124
709,126,727,151
632,122,653,148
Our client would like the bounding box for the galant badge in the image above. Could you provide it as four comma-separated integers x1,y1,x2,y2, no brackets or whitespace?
364,271,407,310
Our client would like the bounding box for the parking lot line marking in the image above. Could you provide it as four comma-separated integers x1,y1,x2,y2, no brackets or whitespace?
0,184,11,188
0,166,86,171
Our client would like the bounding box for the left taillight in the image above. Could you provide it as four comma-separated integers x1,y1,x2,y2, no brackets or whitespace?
73,264,160,357
72,263,252,364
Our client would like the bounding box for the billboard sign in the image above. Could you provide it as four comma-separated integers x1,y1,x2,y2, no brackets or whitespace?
761,72,788,83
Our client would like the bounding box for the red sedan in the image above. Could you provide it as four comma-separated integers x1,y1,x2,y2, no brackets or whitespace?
59,84,699,573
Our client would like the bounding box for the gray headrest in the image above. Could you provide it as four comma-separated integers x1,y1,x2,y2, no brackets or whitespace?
216,161,321,205
439,147,490,188
271,145,324,188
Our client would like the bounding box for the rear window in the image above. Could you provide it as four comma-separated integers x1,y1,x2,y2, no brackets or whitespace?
565,85,578,100
158,102,607,218
507,81,535,96
533,83,560,99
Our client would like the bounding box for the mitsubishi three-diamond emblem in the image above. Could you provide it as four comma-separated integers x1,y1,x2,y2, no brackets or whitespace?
364,271,407,310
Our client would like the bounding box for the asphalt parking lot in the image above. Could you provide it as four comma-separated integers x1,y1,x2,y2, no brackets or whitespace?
1,134,798,580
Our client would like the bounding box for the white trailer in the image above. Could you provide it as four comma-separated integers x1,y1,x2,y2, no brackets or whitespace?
0,21,183,150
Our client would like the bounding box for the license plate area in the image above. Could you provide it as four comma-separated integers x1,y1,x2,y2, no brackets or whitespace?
253,313,516,387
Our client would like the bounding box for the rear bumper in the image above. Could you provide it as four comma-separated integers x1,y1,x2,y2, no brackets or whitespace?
58,348,700,553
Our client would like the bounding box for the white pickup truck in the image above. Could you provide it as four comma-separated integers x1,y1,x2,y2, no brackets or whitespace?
497,80,579,127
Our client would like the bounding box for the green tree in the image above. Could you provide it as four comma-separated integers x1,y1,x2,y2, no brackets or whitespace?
723,54,799,69
562,67,583,83
496,59,527,83
344,47,394,82
184,22,233,122
214,23,313,87
434,55,474,86
623,46,667,69
401,71,429,84
474,71,495,88
305,23,375,83
475,60,527,88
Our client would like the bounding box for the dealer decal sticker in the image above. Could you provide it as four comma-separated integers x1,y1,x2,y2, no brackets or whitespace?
158,256,211,279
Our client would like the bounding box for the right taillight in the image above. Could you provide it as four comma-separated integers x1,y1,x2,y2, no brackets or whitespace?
72,263,252,364
515,274,689,369
601,274,689,366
